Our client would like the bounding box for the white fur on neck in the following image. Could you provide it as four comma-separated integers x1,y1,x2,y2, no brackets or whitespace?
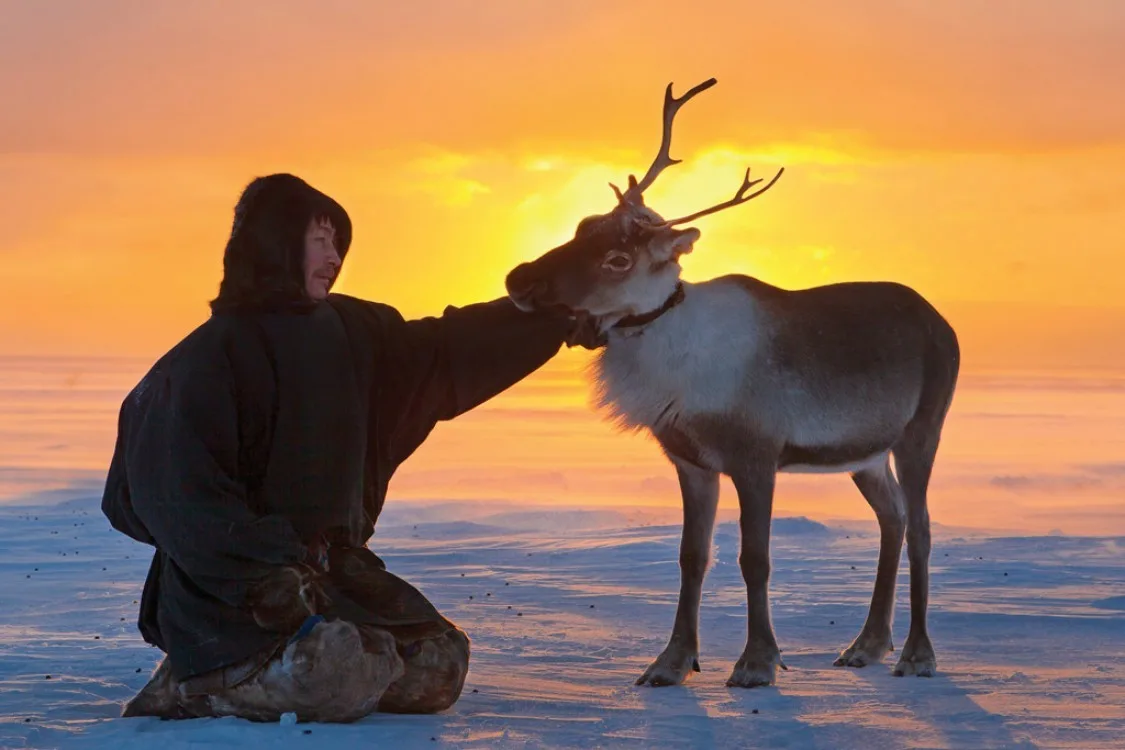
592,280,761,432
593,265,684,334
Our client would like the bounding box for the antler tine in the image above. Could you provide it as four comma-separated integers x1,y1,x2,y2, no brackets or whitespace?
620,78,718,203
661,166,785,227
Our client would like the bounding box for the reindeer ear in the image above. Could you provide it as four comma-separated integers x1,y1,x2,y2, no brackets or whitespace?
650,227,700,263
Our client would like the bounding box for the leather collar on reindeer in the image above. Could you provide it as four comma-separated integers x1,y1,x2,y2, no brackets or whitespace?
613,283,686,331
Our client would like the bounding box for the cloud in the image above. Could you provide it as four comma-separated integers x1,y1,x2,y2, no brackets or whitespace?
988,464,1125,494
1083,463,1125,477
989,475,1104,493
360,149,492,207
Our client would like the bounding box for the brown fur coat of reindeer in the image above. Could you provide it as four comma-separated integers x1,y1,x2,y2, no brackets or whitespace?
505,78,960,688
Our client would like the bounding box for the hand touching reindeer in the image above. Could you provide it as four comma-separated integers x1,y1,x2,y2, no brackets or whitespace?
506,79,959,688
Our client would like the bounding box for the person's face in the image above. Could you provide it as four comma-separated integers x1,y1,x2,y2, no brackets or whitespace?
303,216,341,301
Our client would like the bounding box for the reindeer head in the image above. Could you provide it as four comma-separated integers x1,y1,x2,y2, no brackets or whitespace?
506,78,783,327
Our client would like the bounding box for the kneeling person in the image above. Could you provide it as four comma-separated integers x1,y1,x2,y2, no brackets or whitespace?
102,174,599,721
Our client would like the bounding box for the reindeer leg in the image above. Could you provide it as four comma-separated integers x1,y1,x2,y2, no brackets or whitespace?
727,461,784,688
835,457,904,668
891,422,943,677
636,458,720,687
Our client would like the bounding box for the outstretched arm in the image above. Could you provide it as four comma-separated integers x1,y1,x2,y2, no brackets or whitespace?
331,294,577,468
433,296,575,419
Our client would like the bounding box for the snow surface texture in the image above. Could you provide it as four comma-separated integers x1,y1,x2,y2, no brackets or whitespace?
0,496,1123,749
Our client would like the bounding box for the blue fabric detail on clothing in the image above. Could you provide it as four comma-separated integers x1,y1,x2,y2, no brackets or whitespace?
289,614,326,644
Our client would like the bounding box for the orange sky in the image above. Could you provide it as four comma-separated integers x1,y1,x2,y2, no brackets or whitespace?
3,0,1124,371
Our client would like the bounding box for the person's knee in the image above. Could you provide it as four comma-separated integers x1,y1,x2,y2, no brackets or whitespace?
378,626,470,714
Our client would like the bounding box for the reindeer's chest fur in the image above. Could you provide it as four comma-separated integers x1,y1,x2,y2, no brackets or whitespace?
593,281,761,432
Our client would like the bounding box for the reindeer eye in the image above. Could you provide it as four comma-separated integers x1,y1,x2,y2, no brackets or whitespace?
602,252,633,272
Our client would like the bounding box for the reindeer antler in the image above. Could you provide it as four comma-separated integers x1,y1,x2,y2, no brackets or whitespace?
659,166,785,227
609,78,719,205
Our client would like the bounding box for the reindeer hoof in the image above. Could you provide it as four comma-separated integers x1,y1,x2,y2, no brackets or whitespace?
892,634,936,677
834,631,893,668
726,650,784,688
893,658,936,677
635,646,699,687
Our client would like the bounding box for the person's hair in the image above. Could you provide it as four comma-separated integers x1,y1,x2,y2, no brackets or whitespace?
209,174,352,313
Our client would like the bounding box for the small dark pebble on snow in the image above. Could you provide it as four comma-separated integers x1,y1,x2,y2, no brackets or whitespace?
468,596,473,600
45,675,51,680
486,593,491,597
1004,572,1008,576
850,566,856,570
830,620,835,625
136,668,142,673
472,688,478,693
303,729,312,735
505,582,509,586
752,709,759,714
460,573,465,577
24,718,31,723
94,636,100,640
517,612,523,617
507,606,512,609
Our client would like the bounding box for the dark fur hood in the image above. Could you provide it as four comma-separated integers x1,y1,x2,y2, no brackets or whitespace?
210,173,353,313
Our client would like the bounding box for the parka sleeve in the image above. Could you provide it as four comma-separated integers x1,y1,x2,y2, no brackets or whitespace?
359,296,572,467
114,353,308,607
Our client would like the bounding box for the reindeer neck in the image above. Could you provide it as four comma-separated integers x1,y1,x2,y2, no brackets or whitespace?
610,282,687,335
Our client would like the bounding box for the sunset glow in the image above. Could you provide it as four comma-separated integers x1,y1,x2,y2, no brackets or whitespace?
3,1,1124,531
3,1,1123,368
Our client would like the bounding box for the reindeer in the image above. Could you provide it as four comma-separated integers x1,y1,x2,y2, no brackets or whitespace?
505,78,960,688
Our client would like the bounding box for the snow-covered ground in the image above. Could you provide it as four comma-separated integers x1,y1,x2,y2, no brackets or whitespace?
1,495,1122,749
